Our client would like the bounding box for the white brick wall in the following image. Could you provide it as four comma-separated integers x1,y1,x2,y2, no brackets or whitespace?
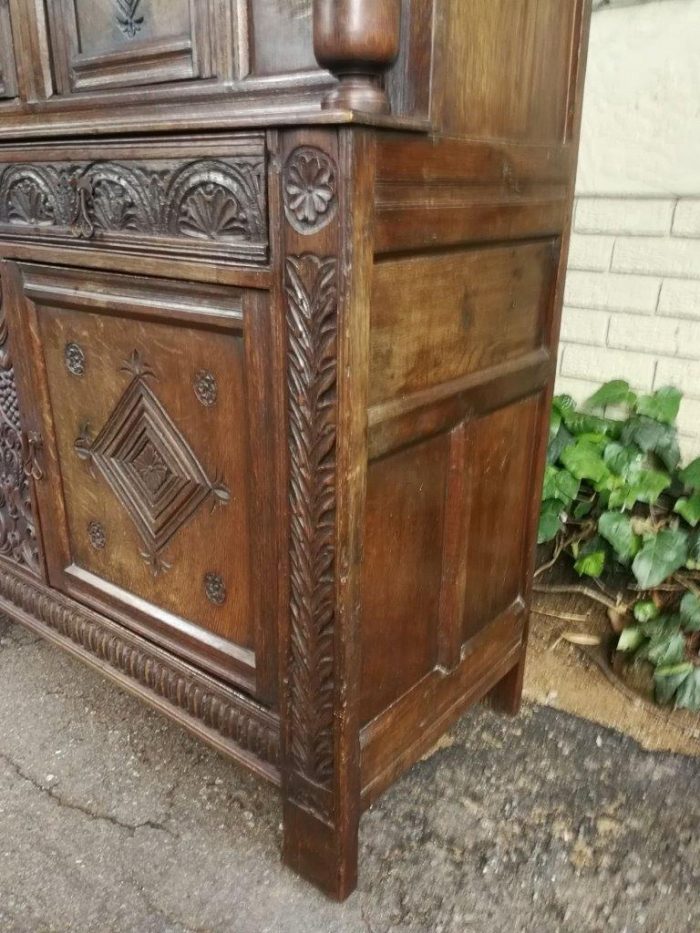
559,197,700,461
557,0,700,463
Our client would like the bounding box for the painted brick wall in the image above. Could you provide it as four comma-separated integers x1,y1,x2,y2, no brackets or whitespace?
557,0,700,460
559,197,700,458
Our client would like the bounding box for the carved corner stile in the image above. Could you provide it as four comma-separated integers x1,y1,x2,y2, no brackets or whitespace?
279,129,372,900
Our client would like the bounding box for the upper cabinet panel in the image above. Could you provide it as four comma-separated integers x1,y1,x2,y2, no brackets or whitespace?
47,0,221,95
0,2,18,99
433,0,583,143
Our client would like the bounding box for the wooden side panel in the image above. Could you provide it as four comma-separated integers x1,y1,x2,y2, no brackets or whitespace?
360,434,448,723
370,243,552,405
461,398,540,642
433,0,581,141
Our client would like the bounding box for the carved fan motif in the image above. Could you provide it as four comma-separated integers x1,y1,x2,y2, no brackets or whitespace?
75,353,229,575
7,180,54,226
178,184,247,240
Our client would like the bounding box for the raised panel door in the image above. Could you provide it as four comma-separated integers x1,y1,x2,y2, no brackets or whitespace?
46,0,230,95
3,262,280,699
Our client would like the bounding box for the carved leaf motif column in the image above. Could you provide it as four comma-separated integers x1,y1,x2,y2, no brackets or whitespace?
279,129,374,899
0,283,41,576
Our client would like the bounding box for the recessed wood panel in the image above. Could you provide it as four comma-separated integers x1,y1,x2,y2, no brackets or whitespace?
0,2,17,99
369,241,554,406
251,0,316,75
434,0,580,142
360,434,449,724
461,396,540,642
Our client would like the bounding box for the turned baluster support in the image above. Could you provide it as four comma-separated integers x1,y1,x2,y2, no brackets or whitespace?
313,0,401,115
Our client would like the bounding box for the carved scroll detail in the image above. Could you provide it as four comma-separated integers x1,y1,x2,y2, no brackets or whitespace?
0,291,40,575
0,565,280,768
285,254,339,816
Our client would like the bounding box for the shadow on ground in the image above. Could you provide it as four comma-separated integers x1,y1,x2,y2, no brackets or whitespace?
1,614,698,933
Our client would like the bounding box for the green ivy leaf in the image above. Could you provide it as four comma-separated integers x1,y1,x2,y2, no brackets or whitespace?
561,411,621,438
618,625,645,652
573,500,594,519
633,600,659,623
680,593,700,632
676,668,700,711
639,614,677,639
621,417,681,472
675,491,700,527
561,440,610,484
632,529,689,589
679,458,700,490
598,511,641,563
538,499,563,544
603,442,643,479
646,632,686,668
552,395,576,417
574,535,607,578
635,386,682,425
549,408,562,443
686,530,700,571
547,423,574,466
654,663,693,705
586,380,636,410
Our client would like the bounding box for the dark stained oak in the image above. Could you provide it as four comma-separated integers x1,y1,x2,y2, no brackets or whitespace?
0,0,592,901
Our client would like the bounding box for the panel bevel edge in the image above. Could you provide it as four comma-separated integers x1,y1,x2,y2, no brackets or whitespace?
0,562,281,785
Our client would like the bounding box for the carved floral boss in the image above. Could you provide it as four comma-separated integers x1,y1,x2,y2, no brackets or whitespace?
75,351,229,577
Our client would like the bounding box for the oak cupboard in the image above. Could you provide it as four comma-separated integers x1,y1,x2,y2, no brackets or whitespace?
0,0,591,899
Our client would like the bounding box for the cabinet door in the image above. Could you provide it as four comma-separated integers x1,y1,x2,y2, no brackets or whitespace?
46,0,228,96
4,262,280,698
0,2,17,99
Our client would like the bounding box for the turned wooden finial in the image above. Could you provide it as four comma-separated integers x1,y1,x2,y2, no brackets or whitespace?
313,0,401,115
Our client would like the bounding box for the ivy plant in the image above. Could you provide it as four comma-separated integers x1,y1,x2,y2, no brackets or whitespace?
540,381,700,709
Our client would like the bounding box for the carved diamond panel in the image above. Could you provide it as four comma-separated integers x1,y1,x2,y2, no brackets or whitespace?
76,357,228,572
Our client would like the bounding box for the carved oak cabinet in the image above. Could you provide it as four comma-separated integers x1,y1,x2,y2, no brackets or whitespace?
0,0,591,899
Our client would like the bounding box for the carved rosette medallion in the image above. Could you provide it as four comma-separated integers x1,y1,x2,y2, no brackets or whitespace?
88,520,106,551
285,252,339,815
193,370,217,407
64,341,86,377
204,572,227,606
283,148,338,235
75,351,229,576
0,289,40,575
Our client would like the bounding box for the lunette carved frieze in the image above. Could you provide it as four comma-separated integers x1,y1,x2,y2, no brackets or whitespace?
0,290,40,575
0,157,267,262
0,565,280,769
285,252,339,818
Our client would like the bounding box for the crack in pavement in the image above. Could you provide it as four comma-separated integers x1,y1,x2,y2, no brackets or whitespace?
133,881,215,933
0,749,179,840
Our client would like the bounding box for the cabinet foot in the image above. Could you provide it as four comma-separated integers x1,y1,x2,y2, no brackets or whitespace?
282,800,359,901
484,653,526,717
